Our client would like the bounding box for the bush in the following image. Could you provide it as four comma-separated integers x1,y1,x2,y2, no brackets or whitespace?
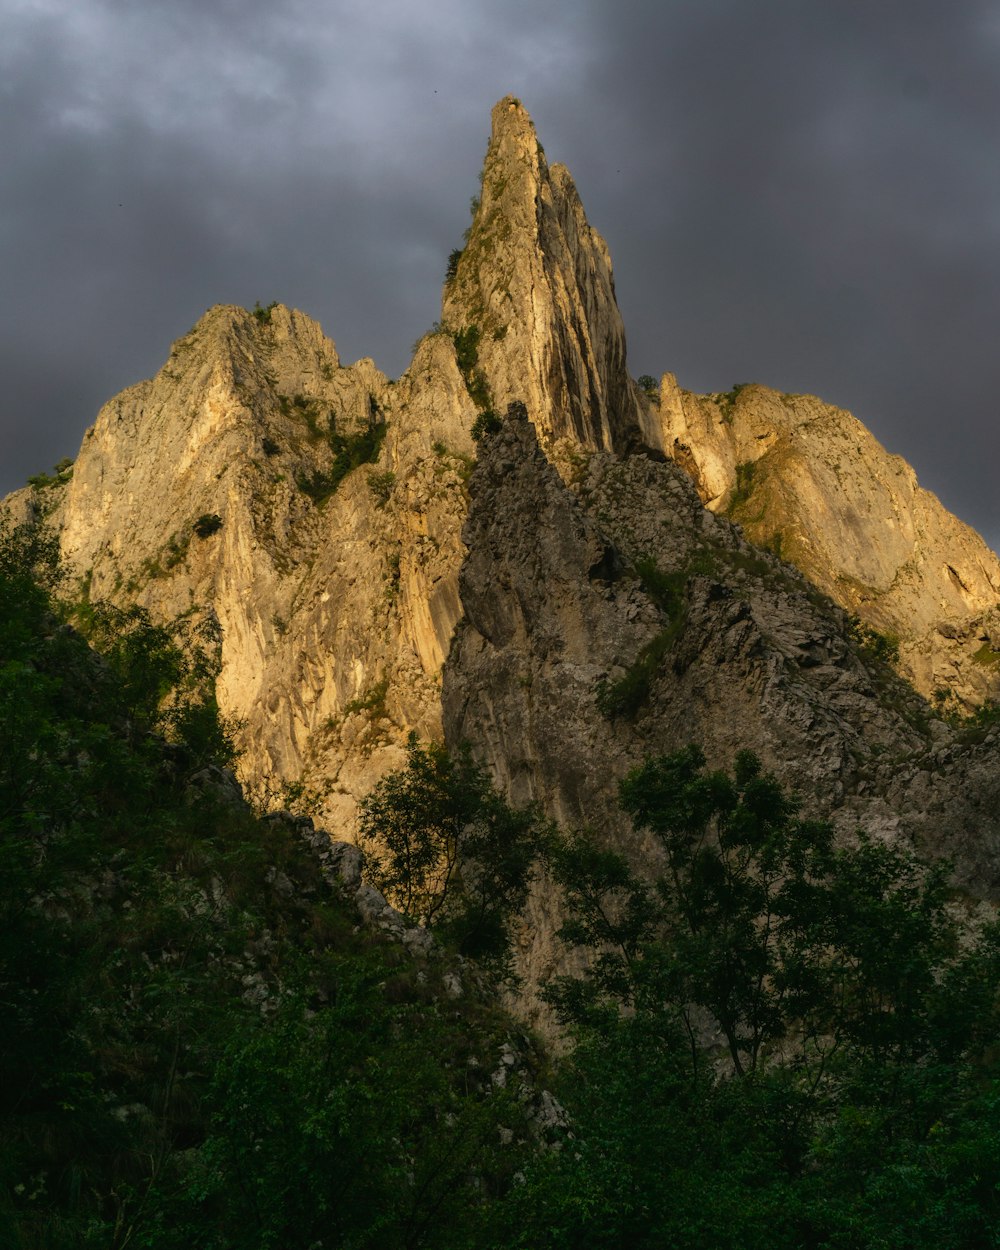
193,513,223,538
368,469,396,508
27,458,74,490
453,325,481,376
446,248,464,283
295,421,387,506
357,735,542,974
717,382,750,423
251,300,278,325
847,615,900,665
471,409,503,442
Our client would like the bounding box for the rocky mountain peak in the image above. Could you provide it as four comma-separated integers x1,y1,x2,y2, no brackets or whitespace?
441,98,640,453
5,94,999,935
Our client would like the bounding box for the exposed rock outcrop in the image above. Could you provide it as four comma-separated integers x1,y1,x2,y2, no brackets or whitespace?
441,96,641,453
652,378,1000,708
14,303,478,832
4,96,998,1022
443,411,1000,1025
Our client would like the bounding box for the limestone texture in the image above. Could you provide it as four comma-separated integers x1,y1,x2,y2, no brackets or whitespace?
14,304,478,832
443,415,1000,1026
441,97,642,453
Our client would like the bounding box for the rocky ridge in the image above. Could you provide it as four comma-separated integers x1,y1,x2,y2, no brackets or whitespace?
443,411,1000,1022
651,375,1000,709
5,94,999,955
14,303,479,831
441,96,642,453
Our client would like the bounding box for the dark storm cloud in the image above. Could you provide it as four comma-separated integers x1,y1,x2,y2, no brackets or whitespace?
547,0,1000,546
2,0,998,550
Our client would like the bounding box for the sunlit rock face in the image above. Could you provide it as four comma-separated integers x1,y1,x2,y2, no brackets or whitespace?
653,378,1000,709
441,96,642,454
30,303,477,833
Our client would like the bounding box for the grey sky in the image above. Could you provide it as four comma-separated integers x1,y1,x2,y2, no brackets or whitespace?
3,0,998,550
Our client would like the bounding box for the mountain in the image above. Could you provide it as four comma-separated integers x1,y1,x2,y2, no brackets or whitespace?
5,96,1000,1245
6,96,1000,1005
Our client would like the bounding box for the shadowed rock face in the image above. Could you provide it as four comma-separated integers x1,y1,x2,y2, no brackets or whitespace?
651,377,1000,709
442,413,1000,1025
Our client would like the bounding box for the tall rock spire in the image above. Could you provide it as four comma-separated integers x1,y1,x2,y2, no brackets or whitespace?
441,97,640,452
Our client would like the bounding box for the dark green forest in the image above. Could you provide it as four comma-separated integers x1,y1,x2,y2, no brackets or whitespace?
3,520,1000,1248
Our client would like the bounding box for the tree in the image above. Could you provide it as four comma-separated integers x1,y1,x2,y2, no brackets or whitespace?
548,745,999,1083
357,735,541,972
520,746,1000,1249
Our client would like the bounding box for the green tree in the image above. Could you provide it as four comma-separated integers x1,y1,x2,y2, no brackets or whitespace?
524,746,1000,1249
357,735,541,972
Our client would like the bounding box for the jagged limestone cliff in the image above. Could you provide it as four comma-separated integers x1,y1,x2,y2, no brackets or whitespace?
14,303,479,830
6,95,999,977
651,376,1000,709
441,97,641,453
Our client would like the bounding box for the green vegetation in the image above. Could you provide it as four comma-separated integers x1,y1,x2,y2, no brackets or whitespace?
595,557,689,718
453,324,481,375
446,247,464,283
727,459,758,512
164,529,190,568
367,468,396,508
193,512,223,538
0,521,537,1249
471,409,503,442
5,515,1000,1248
278,391,325,439
716,381,751,423
513,747,1000,1248
973,641,1000,668
358,735,542,975
847,614,901,665
452,325,494,412
342,677,390,720
27,457,74,490
933,686,1000,741
637,374,658,397
295,420,387,506
251,299,278,324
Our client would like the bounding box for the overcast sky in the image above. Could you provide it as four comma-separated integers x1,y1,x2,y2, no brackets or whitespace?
3,0,998,550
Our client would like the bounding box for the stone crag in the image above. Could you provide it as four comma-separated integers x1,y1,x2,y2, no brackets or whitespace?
6,97,999,1024
651,377,1000,710
443,412,1000,1024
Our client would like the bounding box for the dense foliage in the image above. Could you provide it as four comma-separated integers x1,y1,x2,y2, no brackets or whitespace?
357,735,541,977
0,523,533,1249
506,747,1000,1248
4,518,1000,1248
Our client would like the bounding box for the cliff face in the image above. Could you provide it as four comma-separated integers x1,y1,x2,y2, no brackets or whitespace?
443,414,1000,1022
653,377,1000,709
441,97,641,453
5,98,999,985
23,303,478,831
